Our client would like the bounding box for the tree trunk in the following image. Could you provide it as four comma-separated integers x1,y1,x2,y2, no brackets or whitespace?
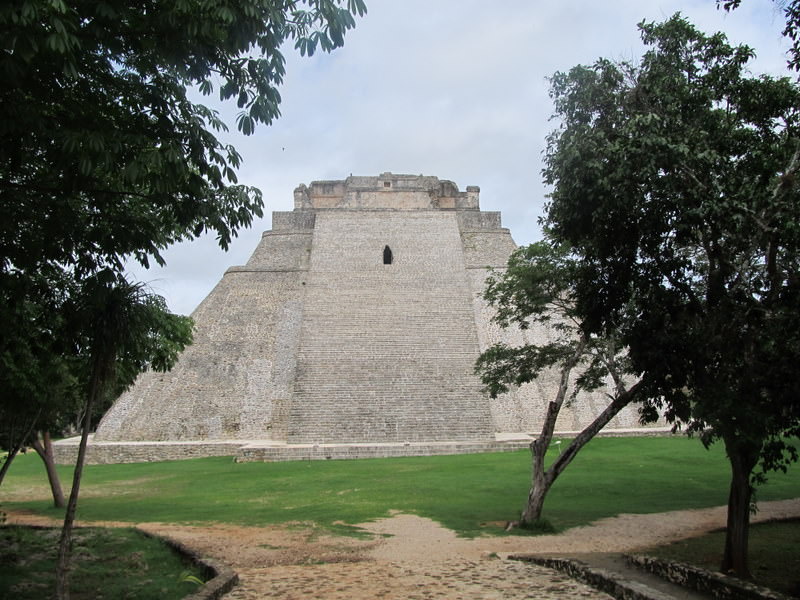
56,371,104,600
32,431,65,508
0,411,40,487
521,437,550,524
519,338,586,526
720,436,759,579
519,379,644,526
0,445,21,487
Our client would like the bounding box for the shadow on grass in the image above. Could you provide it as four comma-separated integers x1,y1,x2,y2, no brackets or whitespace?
0,525,205,600
643,518,800,597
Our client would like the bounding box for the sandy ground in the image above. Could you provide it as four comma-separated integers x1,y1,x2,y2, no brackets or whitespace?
6,498,800,599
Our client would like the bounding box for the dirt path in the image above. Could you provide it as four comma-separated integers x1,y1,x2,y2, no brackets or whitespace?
6,498,800,599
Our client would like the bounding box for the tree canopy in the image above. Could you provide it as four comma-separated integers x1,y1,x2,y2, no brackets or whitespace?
476,242,648,527
542,14,800,577
0,0,367,442
1,3,366,595
1,0,366,277
52,271,194,598
719,0,800,71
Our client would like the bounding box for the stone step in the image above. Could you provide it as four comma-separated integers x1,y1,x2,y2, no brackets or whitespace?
237,440,529,462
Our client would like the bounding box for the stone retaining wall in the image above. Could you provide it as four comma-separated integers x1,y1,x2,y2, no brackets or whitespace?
52,439,243,464
136,530,239,600
54,429,674,465
510,556,676,600
626,555,796,600
237,440,530,462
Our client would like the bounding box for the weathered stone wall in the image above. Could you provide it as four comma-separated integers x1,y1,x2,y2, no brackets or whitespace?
241,232,312,271
294,173,479,211
460,208,648,433
270,210,316,232
94,219,311,441
54,438,245,464
94,269,305,441
287,210,493,443
239,440,527,461
626,555,796,600
469,264,648,431
457,210,503,233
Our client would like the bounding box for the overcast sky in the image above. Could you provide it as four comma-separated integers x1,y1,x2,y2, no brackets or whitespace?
126,0,793,316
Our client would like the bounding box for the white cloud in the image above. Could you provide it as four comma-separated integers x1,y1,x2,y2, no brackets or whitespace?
126,0,792,315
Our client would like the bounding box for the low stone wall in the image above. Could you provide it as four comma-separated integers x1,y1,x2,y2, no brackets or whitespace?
510,556,677,600
237,440,530,462
52,437,244,465
6,525,238,600
54,429,675,465
626,555,795,600
52,437,532,465
137,529,238,600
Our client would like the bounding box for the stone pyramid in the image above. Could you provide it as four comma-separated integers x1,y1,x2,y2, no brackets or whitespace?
84,174,651,463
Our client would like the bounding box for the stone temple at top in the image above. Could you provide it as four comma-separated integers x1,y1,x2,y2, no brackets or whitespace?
78,173,652,463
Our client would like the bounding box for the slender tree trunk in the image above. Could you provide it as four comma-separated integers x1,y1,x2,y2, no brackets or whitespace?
720,436,759,579
0,411,40,487
520,338,586,525
521,435,552,524
55,373,104,600
32,431,65,508
520,379,644,525
0,445,21,487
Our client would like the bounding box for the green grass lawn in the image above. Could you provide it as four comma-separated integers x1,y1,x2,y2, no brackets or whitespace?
1,437,798,536
643,519,800,597
0,526,206,600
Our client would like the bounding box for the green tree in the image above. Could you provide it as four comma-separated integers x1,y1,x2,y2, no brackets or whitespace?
1,0,366,278
0,2,366,597
54,273,194,599
0,273,79,489
719,1,800,71
542,14,800,578
476,242,648,527
0,0,367,440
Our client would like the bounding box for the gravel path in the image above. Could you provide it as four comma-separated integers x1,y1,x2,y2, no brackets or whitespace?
6,498,800,599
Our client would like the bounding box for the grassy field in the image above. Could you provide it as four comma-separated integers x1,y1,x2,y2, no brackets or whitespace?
0,526,206,600
644,519,800,597
1,437,799,536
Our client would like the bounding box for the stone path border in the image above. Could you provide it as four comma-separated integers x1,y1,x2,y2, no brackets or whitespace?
625,554,796,600
137,530,239,600
0,524,239,600
513,555,708,600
